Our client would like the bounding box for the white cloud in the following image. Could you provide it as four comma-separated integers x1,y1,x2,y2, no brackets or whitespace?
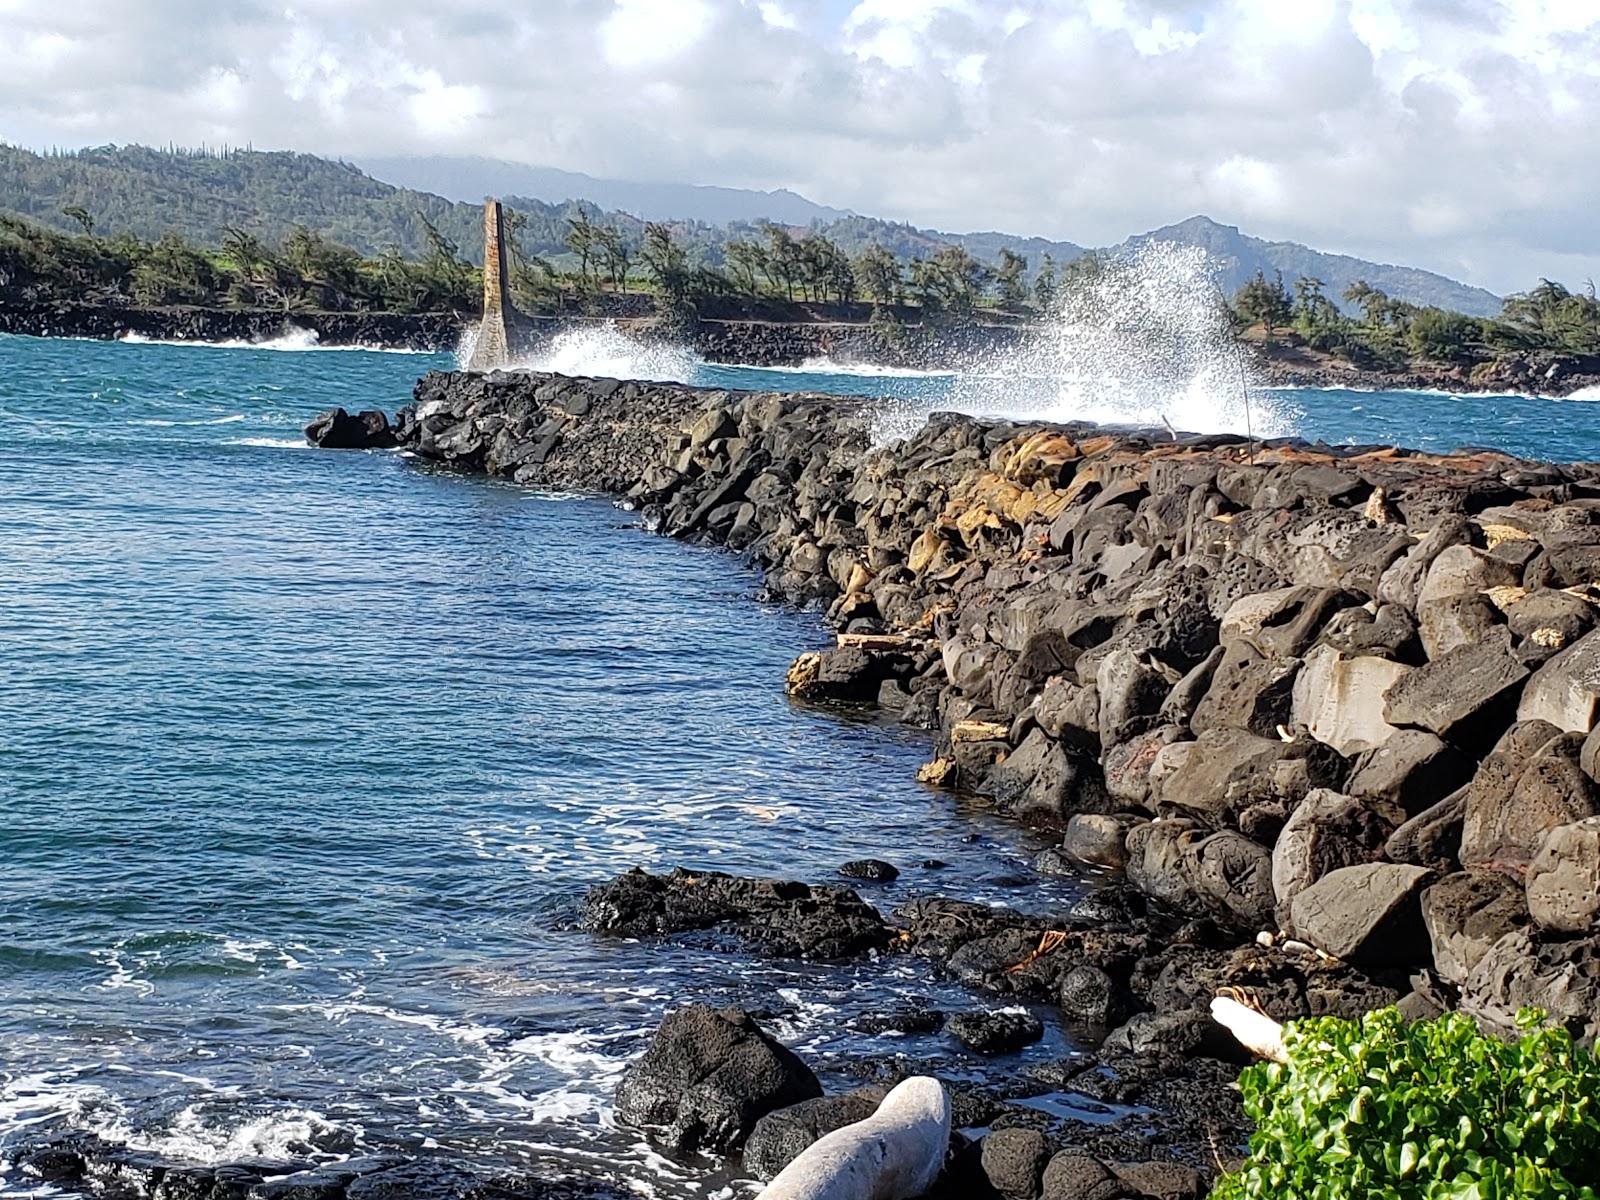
0,0,1596,293
601,0,713,68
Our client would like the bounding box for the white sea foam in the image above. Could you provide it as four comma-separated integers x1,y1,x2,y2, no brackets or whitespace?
1566,384,1600,401
119,327,424,354
134,414,246,427
761,356,957,380
227,437,308,450
874,243,1298,443
456,320,696,383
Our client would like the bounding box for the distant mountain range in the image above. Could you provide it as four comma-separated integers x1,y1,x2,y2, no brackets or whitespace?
0,143,1502,317
359,155,853,228
1113,216,1501,318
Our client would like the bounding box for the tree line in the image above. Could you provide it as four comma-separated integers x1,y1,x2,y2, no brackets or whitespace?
1232,268,1600,366
5,203,1598,368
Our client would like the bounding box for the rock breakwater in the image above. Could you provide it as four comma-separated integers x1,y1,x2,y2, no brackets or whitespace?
319,368,1600,1054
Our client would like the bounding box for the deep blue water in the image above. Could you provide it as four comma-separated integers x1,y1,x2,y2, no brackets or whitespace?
1,331,1595,1196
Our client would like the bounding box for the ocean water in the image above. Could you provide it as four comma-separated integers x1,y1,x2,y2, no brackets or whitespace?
1,330,1595,1197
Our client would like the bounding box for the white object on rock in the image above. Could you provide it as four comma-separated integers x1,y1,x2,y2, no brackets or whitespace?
755,1076,951,1200
1211,995,1287,1064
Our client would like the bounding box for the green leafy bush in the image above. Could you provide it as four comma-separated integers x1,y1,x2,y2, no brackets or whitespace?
1213,1008,1600,1199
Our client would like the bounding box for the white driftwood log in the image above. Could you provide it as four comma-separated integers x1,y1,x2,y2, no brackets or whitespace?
755,1076,951,1200
1211,995,1288,1063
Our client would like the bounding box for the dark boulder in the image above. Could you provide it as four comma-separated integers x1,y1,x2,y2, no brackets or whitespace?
614,1005,822,1155
1058,964,1134,1027
948,1009,1046,1055
1271,790,1393,920
1382,637,1529,740
1461,731,1600,871
1525,817,1600,933
580,868,890,960
1041,1153,1144,1200
1288,862,1434,966
838,858,899,882
1462,930,1600,1047
1420,870,1530,985
980,1128,1052,1200
304,407,397,450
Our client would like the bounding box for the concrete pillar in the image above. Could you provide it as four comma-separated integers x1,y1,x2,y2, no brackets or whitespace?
467,198,512,371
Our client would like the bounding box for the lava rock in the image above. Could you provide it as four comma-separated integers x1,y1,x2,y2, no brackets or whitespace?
838,858,899,882
614,1005,822,1155
947,1010,1046,1055
1289,862,1434,966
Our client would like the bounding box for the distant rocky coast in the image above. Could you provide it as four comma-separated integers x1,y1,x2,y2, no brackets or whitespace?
293,369,1600,1196
6,299,1600,395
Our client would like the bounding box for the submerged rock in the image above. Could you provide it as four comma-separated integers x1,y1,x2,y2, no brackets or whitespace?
580,867,891,960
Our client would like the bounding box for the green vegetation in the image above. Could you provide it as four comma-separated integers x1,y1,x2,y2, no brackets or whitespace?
1228,270,1600,375
2,143,1597,375
1214,1008,1600,1200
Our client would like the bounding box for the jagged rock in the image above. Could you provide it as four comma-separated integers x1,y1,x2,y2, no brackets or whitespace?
1040,1153,1144,1200
1062,813,1140,871
1185,831,1276,930
1289,863,1434,966
1111,1162,1207,1200
1100,1009,1240,1062
1096,648,1172,747
614,1005,822,1155
1271,790,1393,919
1291,645,1410,755
1385,788,1467,871
1461,731,1600,871
1345,729,1472,822
1421,870,1530,985
743,1088,889,1181
1462,930,1600,1047
1158,727,1347,819
839,859,899,882
1418,593,1504,660
1058,964,1133,1027
1382,637,1528,739
980,1128,1052,1200
1190,643,1300,739
1518,628,1600,733
947,1010,1045,1055
1526,817,1600,933
580,868,890,959
1507,588,1596,648
304,407,397,450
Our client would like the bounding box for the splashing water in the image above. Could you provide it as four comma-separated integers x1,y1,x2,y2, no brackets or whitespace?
874,243,1298,442
456,320,696,383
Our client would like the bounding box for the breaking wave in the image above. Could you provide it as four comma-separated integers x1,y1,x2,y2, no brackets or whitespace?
875,243,1299,442
456,321,696,383
119,327,422,354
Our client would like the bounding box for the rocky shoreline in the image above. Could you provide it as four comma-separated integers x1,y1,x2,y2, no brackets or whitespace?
288,369,1600,1196
7,299,1600,394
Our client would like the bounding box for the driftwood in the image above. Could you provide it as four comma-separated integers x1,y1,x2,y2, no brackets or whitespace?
1211,993,1288,1063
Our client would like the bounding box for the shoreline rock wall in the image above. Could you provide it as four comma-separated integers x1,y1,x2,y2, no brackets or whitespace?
9,300,1600,394
319,368,1600,1047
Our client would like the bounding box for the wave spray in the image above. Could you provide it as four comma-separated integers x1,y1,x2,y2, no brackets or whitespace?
875,243,1298,442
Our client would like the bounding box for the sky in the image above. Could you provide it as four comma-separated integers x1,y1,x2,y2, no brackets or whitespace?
1,0,1596,294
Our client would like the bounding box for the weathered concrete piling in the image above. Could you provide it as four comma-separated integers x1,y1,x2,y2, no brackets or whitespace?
311,370,1600,1048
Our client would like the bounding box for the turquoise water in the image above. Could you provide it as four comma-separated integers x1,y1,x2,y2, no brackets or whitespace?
0,332,1594,1195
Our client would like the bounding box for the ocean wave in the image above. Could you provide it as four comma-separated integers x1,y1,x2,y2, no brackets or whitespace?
119,327,428,354
226,437,308,449
134,414,246,427
744,356,958,380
